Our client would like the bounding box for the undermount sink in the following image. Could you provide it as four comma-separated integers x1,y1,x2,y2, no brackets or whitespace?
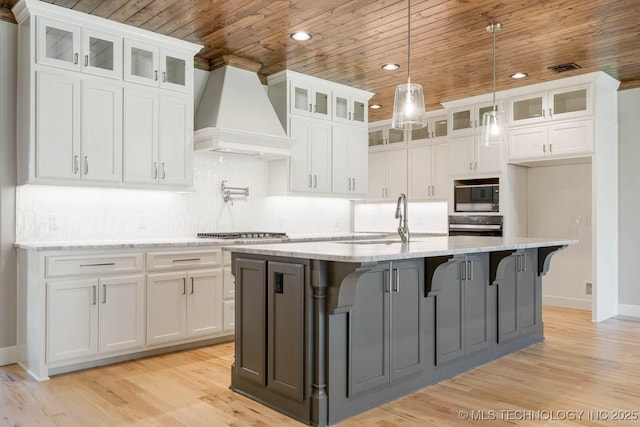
337,239,405,245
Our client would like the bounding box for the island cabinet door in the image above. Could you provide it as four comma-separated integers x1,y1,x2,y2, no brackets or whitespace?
235,258,267,385
464,254,490,354
497,254,520,343
517,250,539,336
267,262,305,401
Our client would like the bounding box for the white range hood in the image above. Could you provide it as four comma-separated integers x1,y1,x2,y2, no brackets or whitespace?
194,65,293,157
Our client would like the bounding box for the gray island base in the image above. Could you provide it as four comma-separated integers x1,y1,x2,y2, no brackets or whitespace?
225,236,574,426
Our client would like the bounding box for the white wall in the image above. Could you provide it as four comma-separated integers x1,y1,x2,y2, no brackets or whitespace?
0,20,17,361
527,163,592,310
16,152,352,242
618,87,640,317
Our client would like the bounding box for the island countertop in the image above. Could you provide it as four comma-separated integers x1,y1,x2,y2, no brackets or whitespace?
224,235,577,263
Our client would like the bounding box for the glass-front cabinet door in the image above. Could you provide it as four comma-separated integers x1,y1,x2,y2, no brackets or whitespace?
450,107,473,134
124,39,160,87
434,116,448,138
289,80,330,119
368,125,405,148
37,17,81,70
510,93,545,126
334,92,368,125
82,29,122,79
160,49,191,92
548,85,592,121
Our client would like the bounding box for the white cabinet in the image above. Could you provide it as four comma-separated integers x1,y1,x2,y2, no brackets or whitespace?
368,123,406,149
124,39,192,92
123,88,192,187
449,102,498,136
289,78,331,120
509,120,593,162
449,135,504,177
289,117,332,193
509,84,592,127
146,250,225,346
368,149,407,200
46,274,145,364
36,71,122,182
409,115,448,142
222,251,235,334
333,89,368,126
408,142,449,200
332,124,368,197
37,17,122,79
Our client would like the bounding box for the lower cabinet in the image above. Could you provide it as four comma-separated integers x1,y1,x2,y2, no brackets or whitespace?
146,268,223,345
435,254,490,365
46,274,145,363
222,250,235,335
349,259,424,396
496,249,539,342
233,257,308,413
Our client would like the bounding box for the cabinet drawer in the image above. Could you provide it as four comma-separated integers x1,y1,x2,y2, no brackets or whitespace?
147,250,222,271
46,253,143,278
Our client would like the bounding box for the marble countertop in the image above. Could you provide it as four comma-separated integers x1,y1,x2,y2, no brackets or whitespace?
224,236,577,263
14,232,405,251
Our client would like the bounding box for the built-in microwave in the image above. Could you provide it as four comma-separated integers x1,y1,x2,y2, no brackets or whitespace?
454,178,499,212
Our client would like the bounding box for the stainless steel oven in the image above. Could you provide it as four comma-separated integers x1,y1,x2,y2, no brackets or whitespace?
448,215,503,237
454,178,499,212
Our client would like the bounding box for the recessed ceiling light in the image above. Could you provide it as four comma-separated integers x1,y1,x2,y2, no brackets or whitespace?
369,104,382,109
290,31,312,41
510,72,528,79
382,63,400,71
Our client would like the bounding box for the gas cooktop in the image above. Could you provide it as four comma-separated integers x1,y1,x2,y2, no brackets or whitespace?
197,232,288,240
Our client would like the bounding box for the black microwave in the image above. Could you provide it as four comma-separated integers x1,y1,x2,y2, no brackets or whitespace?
454,183,499,212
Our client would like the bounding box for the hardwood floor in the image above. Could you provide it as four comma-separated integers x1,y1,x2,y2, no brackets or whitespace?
2,306,640,426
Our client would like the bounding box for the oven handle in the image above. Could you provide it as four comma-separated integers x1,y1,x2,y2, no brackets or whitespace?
448,224,502,230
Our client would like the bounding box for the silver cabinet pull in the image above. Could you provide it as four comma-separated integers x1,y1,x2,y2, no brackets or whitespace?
102,284,107,304
92,285,97,305
549,108,553,118
543,145,546,154
347,177,352,191
191,277,194,294
313,174,317,188
73,155,79,174
182,278,186,295
462,261,468,281
84,156,88,175
516,254,521,272
474,161,478,171
153,162,158,179
521,254,526,272
352,178,356,191
172,258,201,263
469,260,473,280
154,70,158,81
84,54,88,67
385,269,391,293
549,143,553,154
162,71,166,83
469,162,473,171
393,268,400,292
308,174,313,188
542,109,546,119
161,162,166,179
74,52,78,65
349,112,352,121
308,103,312,112
81,262,116,267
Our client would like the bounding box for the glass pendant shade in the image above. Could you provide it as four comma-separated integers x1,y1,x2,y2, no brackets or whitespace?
481,109,506,146
392,82,427,130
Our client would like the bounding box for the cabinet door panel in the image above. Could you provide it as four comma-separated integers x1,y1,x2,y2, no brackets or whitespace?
408,145,432,199
187,269,223,338
331,125,350,194
124,88,158,184
82,79,123,182
235,258,267,385
519,251,539,334
267,262,305,401
349,127,368,196
47,279,98,363
509,126,547,161
465,255,489,353
432,142,449,199
289,118,311,192
37,17,80,70
350,267,389,396
36,71,81,180
449,136,475,176
391,260,424,380
223,300,235,335
159,94,191,186
124,39,159,87
476,140,504,174
385,149,408,198
497,256,519,343
435,261,464,365
82,29,122,79
99,275,144,354
548,120,593,157
368,151,386,199
146,271,187,345
310,121,332,193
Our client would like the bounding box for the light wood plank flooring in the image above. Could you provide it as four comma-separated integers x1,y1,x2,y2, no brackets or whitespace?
2,306,640,426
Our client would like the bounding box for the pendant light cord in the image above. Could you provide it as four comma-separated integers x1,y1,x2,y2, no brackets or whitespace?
407,0,411,84
492,24,496,111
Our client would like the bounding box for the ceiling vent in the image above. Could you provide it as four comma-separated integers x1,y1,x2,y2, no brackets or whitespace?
548,62,582,73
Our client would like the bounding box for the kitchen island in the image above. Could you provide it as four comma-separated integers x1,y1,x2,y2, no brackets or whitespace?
226,236,575,426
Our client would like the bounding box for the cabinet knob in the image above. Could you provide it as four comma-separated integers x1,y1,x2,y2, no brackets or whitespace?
84,55,88,67
73,155,79,174
73,52,78,65
84,156,89,175
154,70,158,81
153,162,158,179
161,162,166,179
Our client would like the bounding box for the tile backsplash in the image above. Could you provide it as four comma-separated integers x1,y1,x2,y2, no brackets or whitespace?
16,152,352,242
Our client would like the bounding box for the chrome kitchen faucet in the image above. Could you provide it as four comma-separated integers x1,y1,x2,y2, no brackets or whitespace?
395,193,410,243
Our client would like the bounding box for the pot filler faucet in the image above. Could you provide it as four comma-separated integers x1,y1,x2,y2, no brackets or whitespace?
395,193,410,243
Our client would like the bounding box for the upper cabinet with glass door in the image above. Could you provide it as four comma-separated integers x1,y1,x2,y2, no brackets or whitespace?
509,84,592,127
37,17,122,79
409,114,448,143
333,89,368,126
289,78,332,120
368,122,405,150
449,102,500,136
124,40,193,92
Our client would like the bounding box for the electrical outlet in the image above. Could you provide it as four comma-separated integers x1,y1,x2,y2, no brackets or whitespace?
585,282,592,295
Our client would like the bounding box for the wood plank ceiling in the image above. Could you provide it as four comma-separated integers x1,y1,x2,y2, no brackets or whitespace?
1,0,639,122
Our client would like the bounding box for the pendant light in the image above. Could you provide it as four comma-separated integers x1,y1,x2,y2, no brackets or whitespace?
481,22,506,146
391,0,427,130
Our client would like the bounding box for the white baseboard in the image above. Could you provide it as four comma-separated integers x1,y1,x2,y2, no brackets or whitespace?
0,345,17,366
618,304,640,319
542,295,592,311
